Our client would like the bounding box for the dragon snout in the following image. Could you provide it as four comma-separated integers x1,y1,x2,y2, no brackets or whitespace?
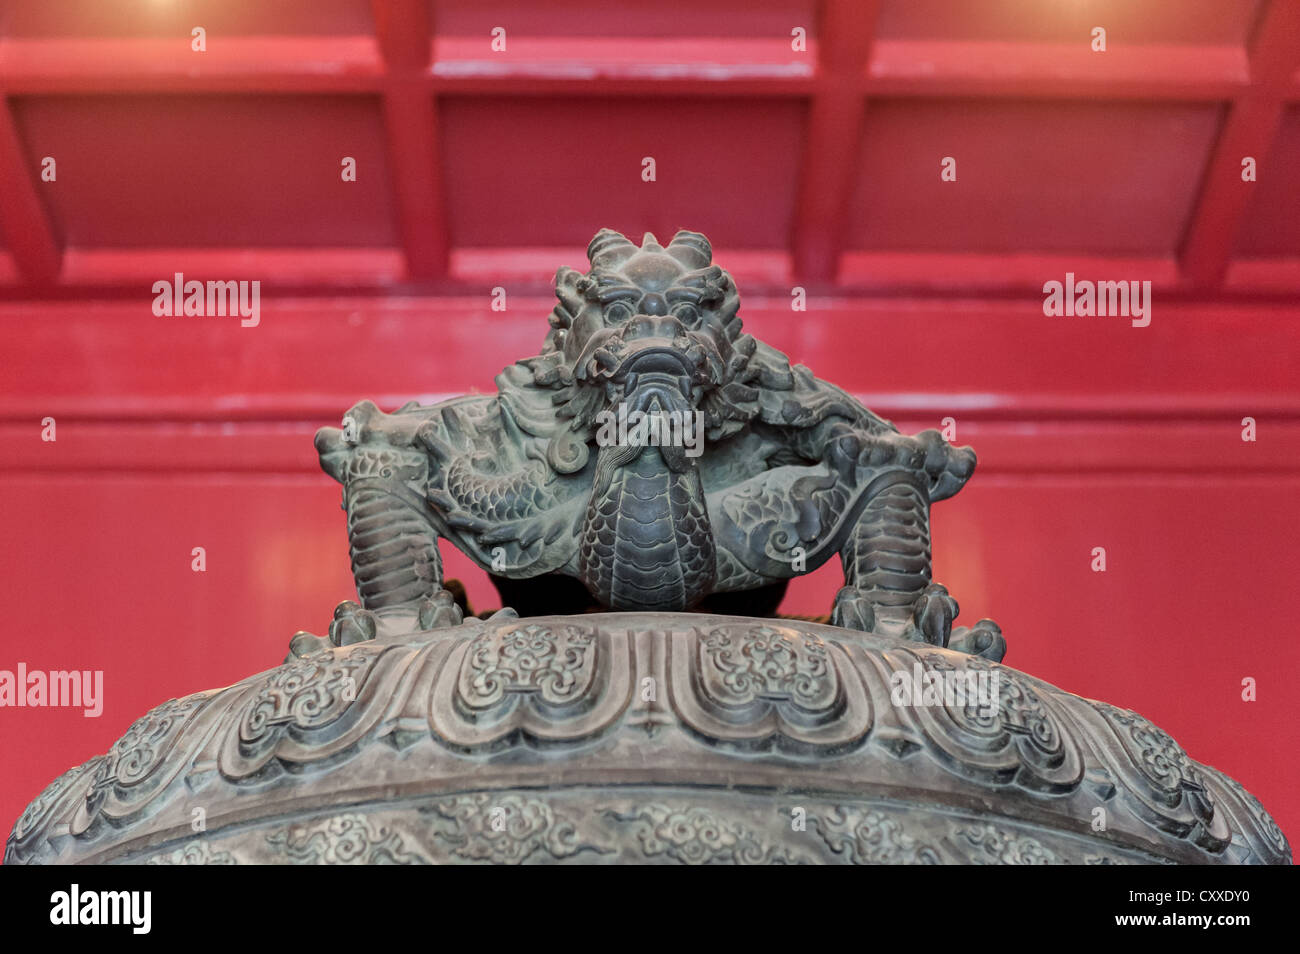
577,320,723,403
615,318,718,377
623,312,686,341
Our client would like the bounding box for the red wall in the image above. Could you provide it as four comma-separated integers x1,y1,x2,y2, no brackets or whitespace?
1,0,1298,856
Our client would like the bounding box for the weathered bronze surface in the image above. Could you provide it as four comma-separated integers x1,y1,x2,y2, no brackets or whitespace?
6,230,1288,865
6,614,1288,865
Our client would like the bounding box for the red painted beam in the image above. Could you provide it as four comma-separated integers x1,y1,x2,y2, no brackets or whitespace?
0,97,61,285
2,247,1294,302
60,248,406,288
1179,0,1300,290
428,75,813,97
372,0,430,70
374,0,447,280
0,37,384,94
382,81,447,279
868,40,1248,101
790,0,878,285
431,35,814,84
837,252,1181,295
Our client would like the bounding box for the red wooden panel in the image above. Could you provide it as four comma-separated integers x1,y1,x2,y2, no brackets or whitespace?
791,0,875,282
847,99,1223,254
439,96,806,249
0,0,1290,295
432,38,814,84
12,94,398,248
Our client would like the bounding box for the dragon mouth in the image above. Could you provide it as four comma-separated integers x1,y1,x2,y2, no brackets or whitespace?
617,346,693,380
575,331,727,410
612,346,704,409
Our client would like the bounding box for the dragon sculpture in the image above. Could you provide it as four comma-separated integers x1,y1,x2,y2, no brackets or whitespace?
298,229,1005,662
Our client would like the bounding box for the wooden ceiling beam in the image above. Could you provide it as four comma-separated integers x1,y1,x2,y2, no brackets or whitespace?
1179,0,1300,290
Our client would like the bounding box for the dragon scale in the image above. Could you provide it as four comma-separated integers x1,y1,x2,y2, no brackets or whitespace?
579,444,716,611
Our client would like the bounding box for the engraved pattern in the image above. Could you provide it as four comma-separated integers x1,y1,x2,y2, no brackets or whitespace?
8,759,99,845
906,650,1084,793
1104,705,1205,800
144,841,236,865
342,446,427,483
699,624,836,712
955,823,1061,865
41,790,1250,866
459,623,596,709
265,814,426,865
670,621,870,750
79,695,214,836
239,647,384,745
424,793,610,863
98,695,210,789
1092,702,1229,852
607,804,806,865
433,621,629,748
810,805,941,864
1210,770,1290,859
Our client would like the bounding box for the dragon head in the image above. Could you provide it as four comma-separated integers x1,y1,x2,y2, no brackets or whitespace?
522,228,760,475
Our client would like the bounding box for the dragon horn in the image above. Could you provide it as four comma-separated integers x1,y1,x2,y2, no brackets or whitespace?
666,230,712,268
586,229,638,269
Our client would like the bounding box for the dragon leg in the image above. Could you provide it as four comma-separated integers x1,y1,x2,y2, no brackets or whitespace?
291,416,468,659
832,472,945,635
291,478,463,658
831,471,1005,661
341,477,461,628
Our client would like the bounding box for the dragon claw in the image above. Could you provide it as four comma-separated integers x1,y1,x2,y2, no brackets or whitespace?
282,600,377,662
329,600,379,645
831,586,877,632
286,588,473,662
907,583,958,648
285,630,331,661
949,618,1007,662
416,589,464,630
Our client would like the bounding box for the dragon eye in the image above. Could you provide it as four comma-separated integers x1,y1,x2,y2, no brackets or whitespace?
670,302,701,325
604,301,633,324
